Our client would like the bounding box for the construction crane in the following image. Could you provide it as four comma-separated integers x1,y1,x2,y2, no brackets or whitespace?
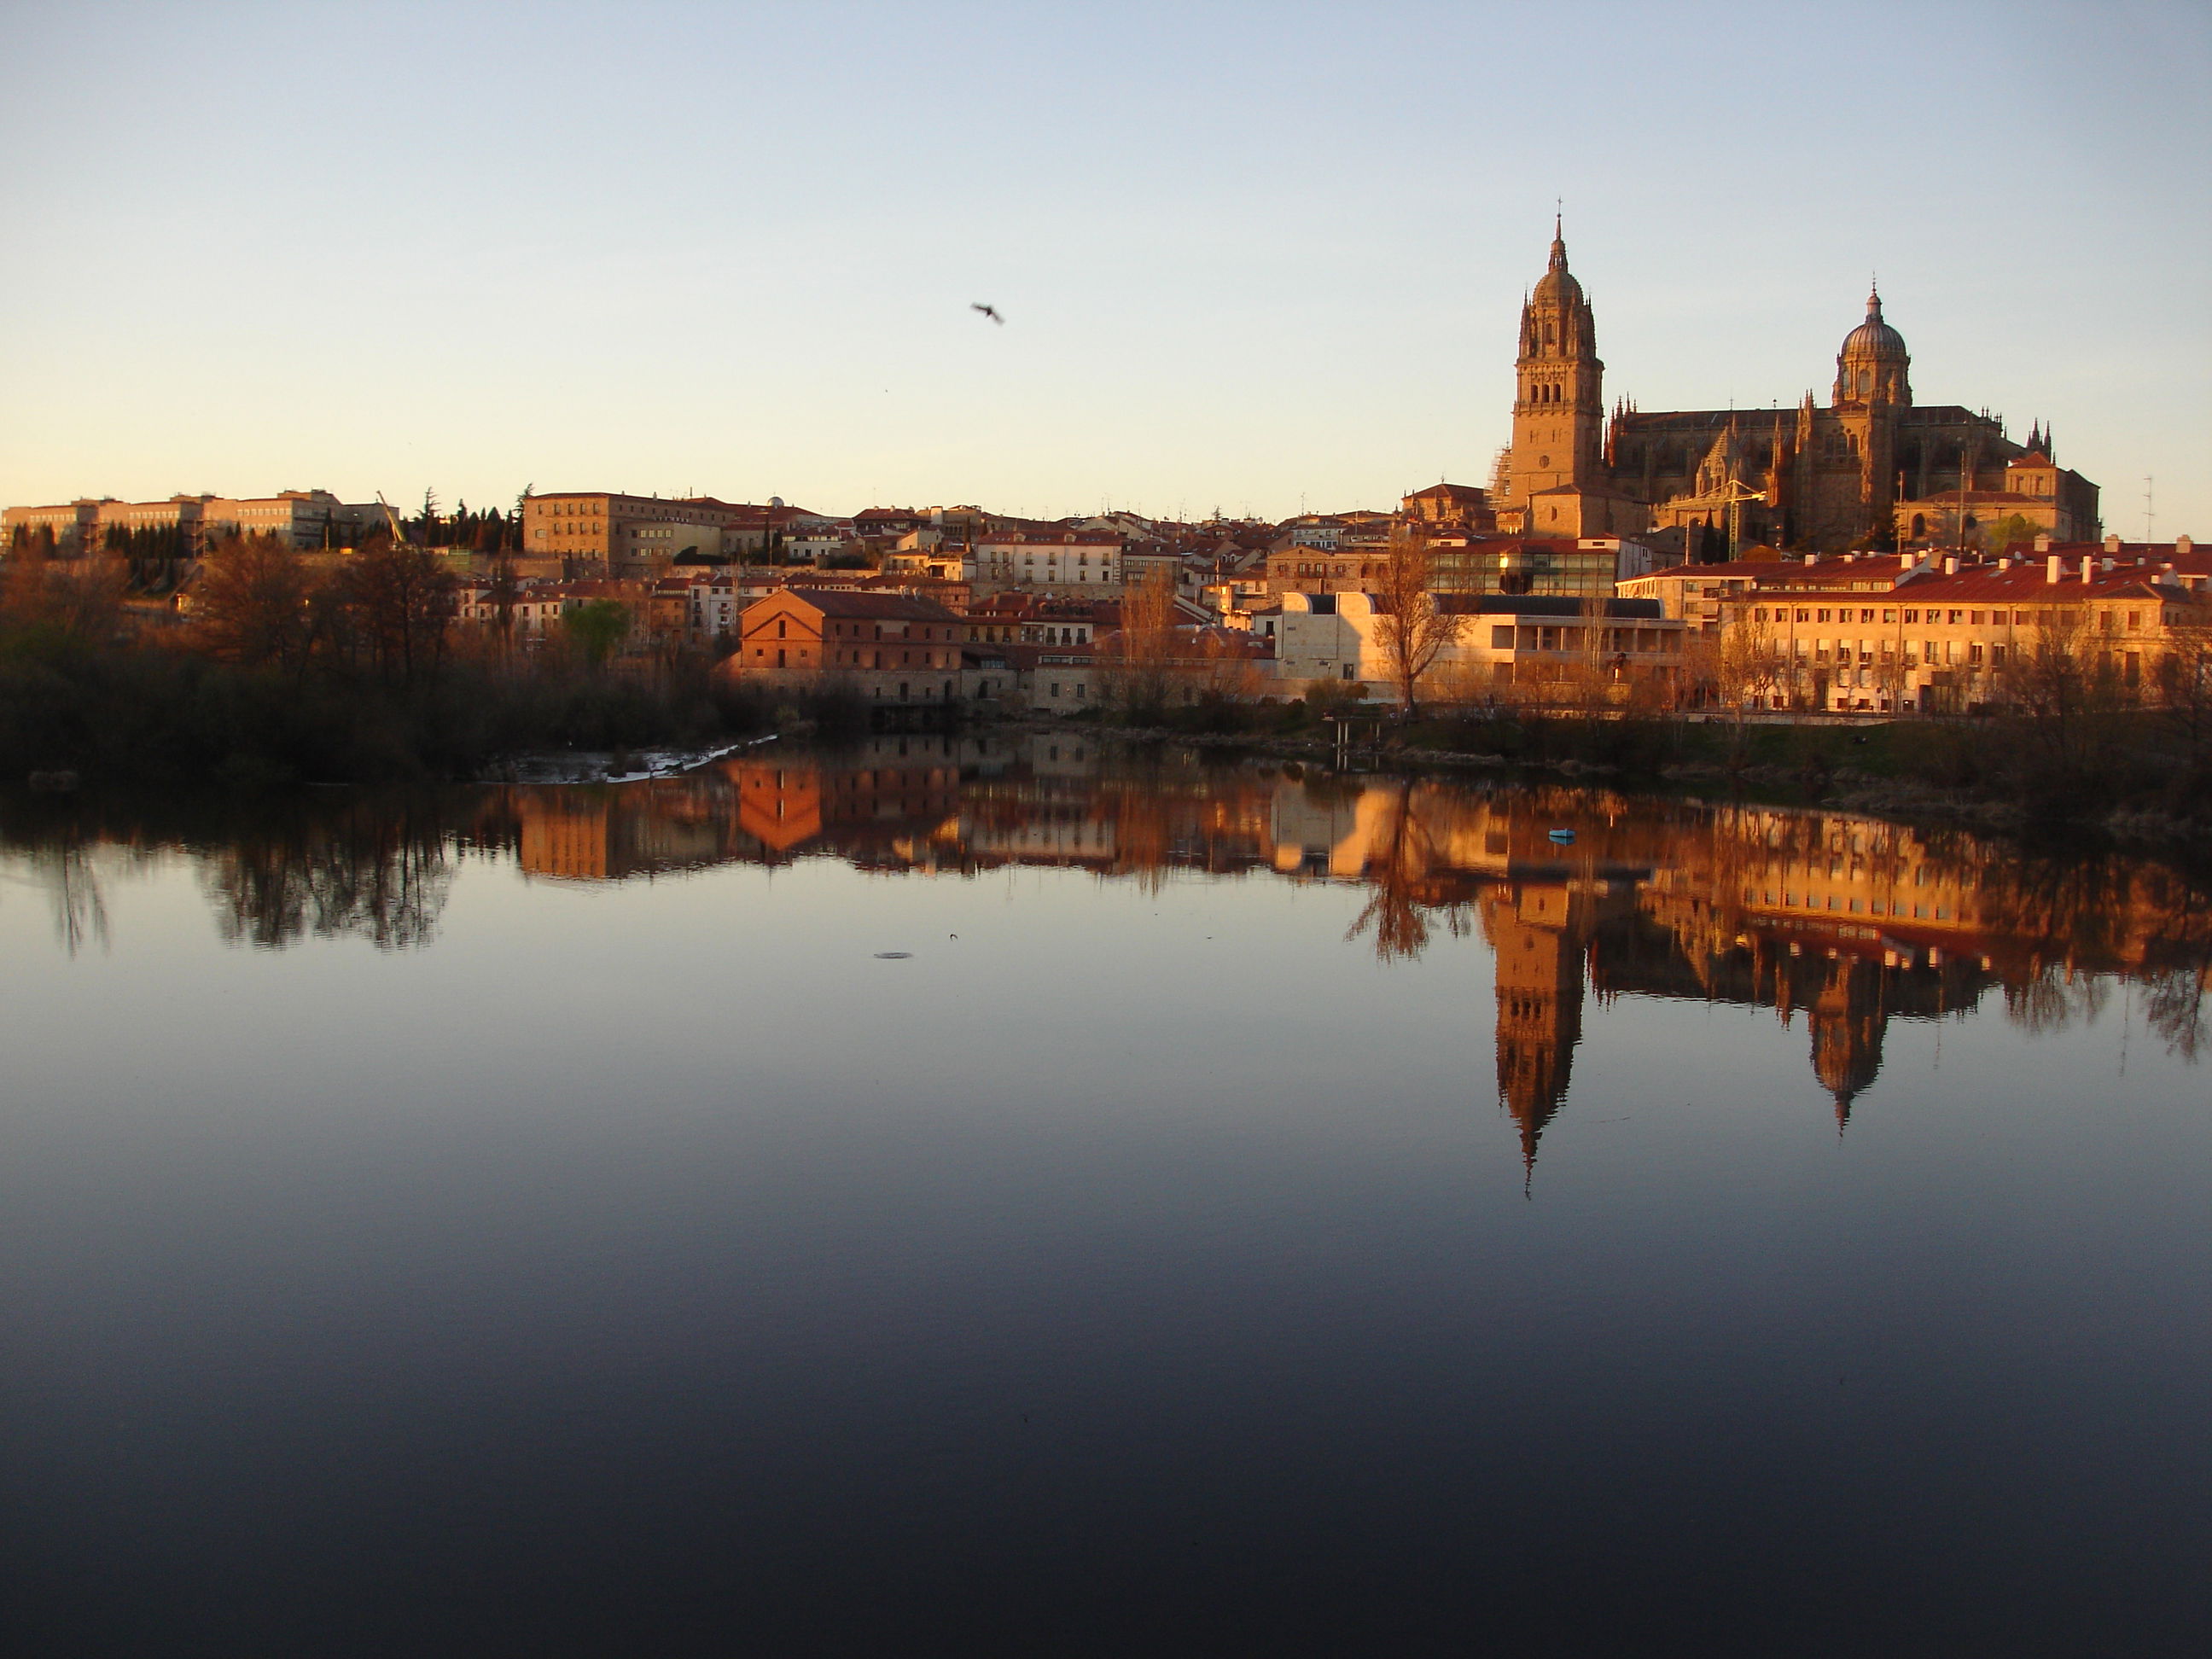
375,492,409,547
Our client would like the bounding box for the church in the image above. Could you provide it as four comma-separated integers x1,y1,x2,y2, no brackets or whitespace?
1487,225,2100,553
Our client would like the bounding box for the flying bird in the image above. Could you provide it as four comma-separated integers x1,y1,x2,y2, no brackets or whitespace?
971,303,1004,324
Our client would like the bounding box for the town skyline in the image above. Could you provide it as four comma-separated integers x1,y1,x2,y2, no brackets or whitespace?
3,3,2204,534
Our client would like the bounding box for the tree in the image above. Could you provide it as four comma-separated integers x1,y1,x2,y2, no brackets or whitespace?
564,598,630,667
2010,607,2103,779
2153,599,2212,775
1103,567,1179,719
1977,512,2041,558
193,532,312,667
1371,527,1459,717
2,532,53,628
486,553,522,659
336,530,457,683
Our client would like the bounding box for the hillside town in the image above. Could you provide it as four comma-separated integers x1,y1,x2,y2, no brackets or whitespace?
6,231,2205,726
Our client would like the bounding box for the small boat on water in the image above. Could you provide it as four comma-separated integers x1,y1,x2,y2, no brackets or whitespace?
1547,828,1575,846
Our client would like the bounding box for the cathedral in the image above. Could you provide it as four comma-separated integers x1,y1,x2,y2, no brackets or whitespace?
1489,224,2100,553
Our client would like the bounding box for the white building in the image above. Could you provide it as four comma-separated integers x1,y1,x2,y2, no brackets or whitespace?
969,529,1123,590
1272,591,1686,697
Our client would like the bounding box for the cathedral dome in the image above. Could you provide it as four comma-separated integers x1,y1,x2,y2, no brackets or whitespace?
1531,232,1584,306
1841,289,1907,360
1832,287,1912,405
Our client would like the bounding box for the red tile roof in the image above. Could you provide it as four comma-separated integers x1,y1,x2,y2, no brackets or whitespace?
751,590,963,621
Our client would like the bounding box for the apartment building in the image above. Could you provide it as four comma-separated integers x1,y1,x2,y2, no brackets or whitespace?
1619,551,1918,631
969,528,1122,591
1728,543,2211,713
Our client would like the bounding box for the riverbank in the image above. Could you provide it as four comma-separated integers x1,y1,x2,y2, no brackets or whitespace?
1005,701,2212,853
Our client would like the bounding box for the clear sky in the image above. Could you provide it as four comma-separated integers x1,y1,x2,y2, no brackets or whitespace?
3,0,2205,533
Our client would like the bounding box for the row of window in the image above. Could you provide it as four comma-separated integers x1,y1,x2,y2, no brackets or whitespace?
1748,888,1960,922
1755,603,2156,631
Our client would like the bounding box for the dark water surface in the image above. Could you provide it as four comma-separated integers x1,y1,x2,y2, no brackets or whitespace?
3,737,2208,1656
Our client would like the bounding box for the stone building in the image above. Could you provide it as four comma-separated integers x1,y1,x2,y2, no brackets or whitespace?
725,588,965,707
1490,225,2101,553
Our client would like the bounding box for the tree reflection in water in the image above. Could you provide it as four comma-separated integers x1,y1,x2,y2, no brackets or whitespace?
199,805,455,950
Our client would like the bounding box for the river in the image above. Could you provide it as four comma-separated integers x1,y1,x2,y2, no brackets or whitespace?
3,734,2206,1655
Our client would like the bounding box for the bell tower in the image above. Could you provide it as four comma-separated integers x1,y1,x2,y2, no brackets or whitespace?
1507,219,1606,509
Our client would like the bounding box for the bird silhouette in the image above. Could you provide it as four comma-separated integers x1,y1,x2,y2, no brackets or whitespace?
971,303,1004,324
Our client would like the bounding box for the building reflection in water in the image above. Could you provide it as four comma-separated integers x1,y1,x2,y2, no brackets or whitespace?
7,735,2204,1175
472,736,2209,1171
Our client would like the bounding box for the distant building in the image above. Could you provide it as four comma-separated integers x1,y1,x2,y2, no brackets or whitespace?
1400,482,1496,530
725,588,965,707
522,492,742,577
3,488,379,553
1272,591,1685,697
969,527,1123,593
1427,534,1657,599
1490,223,2102,551
1723,542,2212,713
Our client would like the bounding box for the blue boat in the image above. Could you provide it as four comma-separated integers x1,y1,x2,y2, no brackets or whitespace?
1547,828,1576,846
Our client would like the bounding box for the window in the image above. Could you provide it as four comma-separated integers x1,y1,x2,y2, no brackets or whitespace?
1492,625,1514,649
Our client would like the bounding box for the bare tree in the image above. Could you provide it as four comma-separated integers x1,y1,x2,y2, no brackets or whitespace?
336,529,457,684
2,537,127,641
1103,567,1179,719
486,551,522,661
2152,599,2212,773
193,532,312,667
1371,527,1459,717
2012,608,2101,775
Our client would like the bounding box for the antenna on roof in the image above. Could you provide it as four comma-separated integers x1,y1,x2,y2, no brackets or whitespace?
2145,475,2156,544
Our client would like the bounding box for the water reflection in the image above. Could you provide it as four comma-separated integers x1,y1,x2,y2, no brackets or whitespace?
199,802,454,950
6,735,2207,1162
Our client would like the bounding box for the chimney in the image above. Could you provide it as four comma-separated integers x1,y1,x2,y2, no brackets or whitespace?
1944,555,1959,575
1843,551,1857,562
2178,534,2195,555
2104,533,2122,554
2080,556,2093,581
2102,557,2116,573
2046,555,2062,584
2033,532,2052,553
1803,552,1817,566
1997,556,2012,571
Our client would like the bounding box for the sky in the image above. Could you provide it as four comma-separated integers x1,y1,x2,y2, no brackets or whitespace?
2,0,2206,533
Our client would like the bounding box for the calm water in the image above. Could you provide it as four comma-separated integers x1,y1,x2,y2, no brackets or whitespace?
3,737,2208,1656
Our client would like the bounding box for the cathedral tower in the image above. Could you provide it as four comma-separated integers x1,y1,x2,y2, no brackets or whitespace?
1506,221,1606,509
